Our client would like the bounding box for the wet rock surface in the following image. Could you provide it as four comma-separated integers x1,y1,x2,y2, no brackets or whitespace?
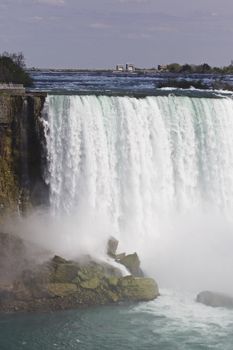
0,92,47,221
196,291,233,309
107,237,144,277
0,233,159,312
117,253,144,277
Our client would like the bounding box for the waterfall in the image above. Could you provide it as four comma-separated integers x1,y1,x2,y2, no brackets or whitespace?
41,95,233,288
44,94,233,216
43,94,233,254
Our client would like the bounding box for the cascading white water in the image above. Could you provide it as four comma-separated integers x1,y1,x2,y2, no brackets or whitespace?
45,94,233,216
43,94,233,290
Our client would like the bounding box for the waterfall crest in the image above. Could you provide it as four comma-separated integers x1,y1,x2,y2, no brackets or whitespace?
44,94,233,247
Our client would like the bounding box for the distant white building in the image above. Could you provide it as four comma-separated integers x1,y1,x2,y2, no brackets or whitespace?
126,63,135,72
116,64,124,71
158,64,168,72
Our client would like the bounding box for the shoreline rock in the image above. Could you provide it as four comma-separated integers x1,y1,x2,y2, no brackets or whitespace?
196,291,233,309
0,233,159,313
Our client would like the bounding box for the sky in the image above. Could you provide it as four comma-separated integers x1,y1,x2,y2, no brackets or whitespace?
0,0,233,68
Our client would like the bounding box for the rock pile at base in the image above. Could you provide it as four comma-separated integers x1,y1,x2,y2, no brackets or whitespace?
0,233,159,312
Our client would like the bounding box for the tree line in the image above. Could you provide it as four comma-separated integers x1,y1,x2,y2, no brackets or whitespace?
165,63,233,74
0,52,32,87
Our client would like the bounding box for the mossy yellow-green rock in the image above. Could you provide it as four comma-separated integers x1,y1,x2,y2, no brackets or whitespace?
77,268,92,281
77,264,105,281
119,276,159,301
107,276,119,287
47,283,78,297
0,235,159,312
80,277,100,290
117,253,143,277
51,263,79,283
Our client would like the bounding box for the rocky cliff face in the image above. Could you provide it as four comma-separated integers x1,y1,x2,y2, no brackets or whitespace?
0,92,48,221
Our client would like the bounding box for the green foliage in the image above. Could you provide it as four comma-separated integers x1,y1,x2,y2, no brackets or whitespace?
165,62,233,75
221,65,233,74
179,64,193,73
0,52,32,87
2,51,26,69
167,63,181,73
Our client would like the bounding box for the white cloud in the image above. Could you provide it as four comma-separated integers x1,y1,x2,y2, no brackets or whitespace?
126,32,151,39
30,16,44,22
89,22,112,29
118,0,149,2
148,25,177,33
21,15,44,23
34,0,65,5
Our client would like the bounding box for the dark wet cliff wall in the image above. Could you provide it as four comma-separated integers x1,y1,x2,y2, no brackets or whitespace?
0,93,48,220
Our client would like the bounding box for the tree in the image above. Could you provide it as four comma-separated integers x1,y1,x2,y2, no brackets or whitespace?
2,51,26,69
179,64,193,73
0,52,32,86
201,63,211,73
167,63,181,73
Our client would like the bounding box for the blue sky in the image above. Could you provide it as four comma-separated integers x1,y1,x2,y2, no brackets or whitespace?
0,0,233,68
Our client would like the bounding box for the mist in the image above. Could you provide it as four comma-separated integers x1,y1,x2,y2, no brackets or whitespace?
3,207,112,261
141,210,233,295
2,204,233,297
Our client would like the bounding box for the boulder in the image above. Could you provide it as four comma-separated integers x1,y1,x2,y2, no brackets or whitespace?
117,253,144,277
107,276,119,287
118,276,159,301
51,263,79,283
80,277,100,290
52,255,68,265
107,237,119,257
196,291,233,309
77,263,105,281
